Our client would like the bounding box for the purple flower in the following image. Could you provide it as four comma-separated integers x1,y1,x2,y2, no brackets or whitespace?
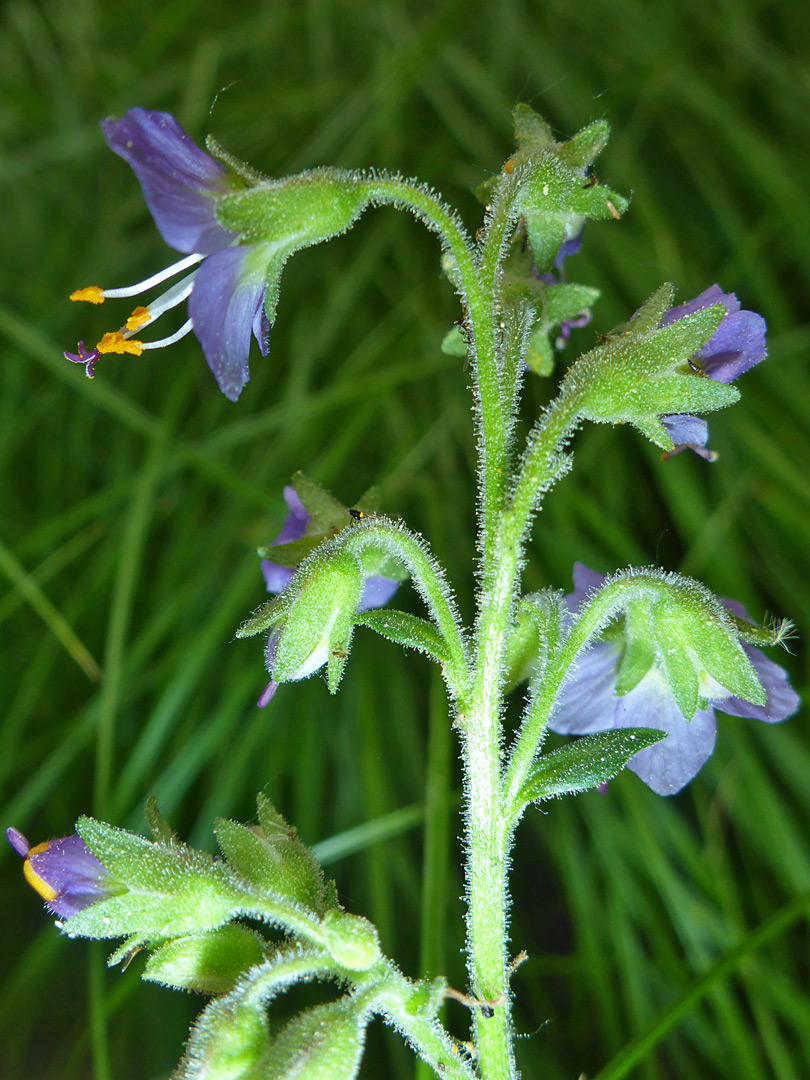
547,565,799,796
257,487,400,706
661,286,767,459
534,228,592,346
65,108,269,402
6,827,117,919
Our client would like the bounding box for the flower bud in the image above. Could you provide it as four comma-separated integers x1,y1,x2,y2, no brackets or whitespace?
261,998,369,1080
215,794,334,917
143,924,266,995
322,909,382,972
268,548,363,694
6,827,119,920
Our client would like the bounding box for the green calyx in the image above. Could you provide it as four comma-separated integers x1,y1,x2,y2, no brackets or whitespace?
596,570,766,720
483,105,628,275
216,167,370,248
568,285,739,449
215,168,372,333
143,924,268,995
271,547,363,691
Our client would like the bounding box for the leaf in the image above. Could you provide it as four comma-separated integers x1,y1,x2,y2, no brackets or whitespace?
518,728,666,804
355,609,450,663
215,804,332,917
441,326,468,358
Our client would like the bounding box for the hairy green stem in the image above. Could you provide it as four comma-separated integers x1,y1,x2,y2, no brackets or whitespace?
504,575,660,816
459,173,531,1080
341,518,470,697
362,176,506,575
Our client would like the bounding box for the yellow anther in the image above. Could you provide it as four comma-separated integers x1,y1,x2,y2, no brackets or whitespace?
125,306,151,332
23,842,58,902
70,286,105,305
96,332,144,356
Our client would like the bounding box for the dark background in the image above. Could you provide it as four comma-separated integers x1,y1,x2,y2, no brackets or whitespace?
1,1,808,1077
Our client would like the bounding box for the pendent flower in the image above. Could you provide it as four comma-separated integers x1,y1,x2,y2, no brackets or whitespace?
64,107,270,401
548,565,799,796
661,285,767,460
257,486,400,706
6,827,118,919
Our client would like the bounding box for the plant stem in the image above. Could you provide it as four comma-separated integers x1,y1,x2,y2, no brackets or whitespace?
460,173,585,1076
459,174,527,1080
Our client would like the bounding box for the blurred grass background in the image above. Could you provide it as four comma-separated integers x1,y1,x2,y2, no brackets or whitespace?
1,0,808,1077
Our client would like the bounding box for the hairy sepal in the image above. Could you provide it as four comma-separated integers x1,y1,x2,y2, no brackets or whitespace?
260,996,373,1080
216,168,372,330
215,794,335,917
570,301,738,448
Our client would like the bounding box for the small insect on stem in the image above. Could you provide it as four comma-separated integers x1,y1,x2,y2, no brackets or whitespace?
349,507,380,523
687,356,709,377
583,173,599,189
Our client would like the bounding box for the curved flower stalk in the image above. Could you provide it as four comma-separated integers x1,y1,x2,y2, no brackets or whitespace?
546,565,799,795
661,285,767,459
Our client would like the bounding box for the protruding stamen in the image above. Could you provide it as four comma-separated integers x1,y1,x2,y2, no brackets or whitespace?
138,319,193,350
23,842,59,902
95,253,203,300
70,286,105,305
96,332,144,356
117,275,195,339
66,255,202,379
125,307,151,332
64,340,101,378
